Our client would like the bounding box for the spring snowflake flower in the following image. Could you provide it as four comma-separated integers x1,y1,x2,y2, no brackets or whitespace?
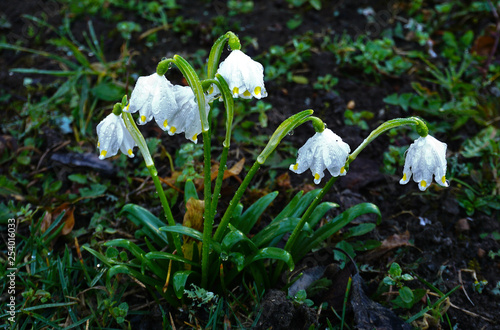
162,85,208,143
96,113,136,160
399,135,449,191
126,73,177,125
290,128,351,184
208,49,268,99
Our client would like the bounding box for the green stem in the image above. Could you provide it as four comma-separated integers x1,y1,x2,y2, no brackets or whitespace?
122,112,183,254
348,117,427,164
204,75,234,221
213,161,261,242
207,31,240,79
201,130,213,288
210,145,229,220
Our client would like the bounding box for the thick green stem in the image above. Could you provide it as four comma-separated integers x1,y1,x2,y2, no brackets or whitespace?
213,161,261,242
122,112,183,254
201,130,213,287
210,145,229,220
207,31,240,79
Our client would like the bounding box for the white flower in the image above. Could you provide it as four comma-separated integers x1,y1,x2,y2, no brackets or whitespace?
290,128,351,184
209,49,268,99
163,85,208,143
97,113,136,160
126,73,177,126
399,135,449,191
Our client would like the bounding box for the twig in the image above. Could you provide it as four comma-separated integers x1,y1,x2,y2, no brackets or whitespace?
458,269,476,306
449,302,497,324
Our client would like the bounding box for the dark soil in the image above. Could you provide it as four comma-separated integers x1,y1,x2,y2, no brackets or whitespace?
1,0,499,329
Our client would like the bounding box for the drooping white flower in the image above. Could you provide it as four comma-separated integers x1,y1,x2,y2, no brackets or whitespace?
290,128,351,184
162,85,208,143
399,135,449,191
209,49,268,100
126,73,177,125
96,113,136,160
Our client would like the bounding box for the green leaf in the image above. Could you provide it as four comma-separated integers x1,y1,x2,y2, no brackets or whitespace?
104,239,166,277
383,93,400,106
10,68,83,76
245,247,294,272
309,0,322,10
290,189,322,218
251,217,300,248
272,191,303,223
344,223,376,238
291,75,308,84
145,251,199,267
307,202,339,228
184,179,198,206
159,224,203,241
461,126,497,158
79,183,107,197
222,224,258,254
106,265,164,290
296,203,381,261
173,270,196,299
106,247,119,259
91,82,125,101
399,286,414,304
460,30,474,47
68,173,88,184
258,109,313,164
389,262,402,278
120,204,170,246
232,191,278,234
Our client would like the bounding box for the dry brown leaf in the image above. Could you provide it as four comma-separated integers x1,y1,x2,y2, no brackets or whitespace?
471,25,497,57
359,231,411,262
41,203,75,237
196,158,245,190
183,197,205,233
276,172,291,190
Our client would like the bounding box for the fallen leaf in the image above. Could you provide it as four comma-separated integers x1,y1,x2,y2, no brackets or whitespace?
41,203,75,238
359,231,411,262
195,158,245,190
183,197,205,233
276,172,291,190
471,25,497,57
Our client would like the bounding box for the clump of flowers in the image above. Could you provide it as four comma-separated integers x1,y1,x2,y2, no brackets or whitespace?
90,31,450,312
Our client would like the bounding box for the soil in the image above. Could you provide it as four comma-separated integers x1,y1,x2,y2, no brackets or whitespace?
1,0,499,329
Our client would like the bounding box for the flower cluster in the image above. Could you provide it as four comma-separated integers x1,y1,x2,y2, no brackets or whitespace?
97,49,267,159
